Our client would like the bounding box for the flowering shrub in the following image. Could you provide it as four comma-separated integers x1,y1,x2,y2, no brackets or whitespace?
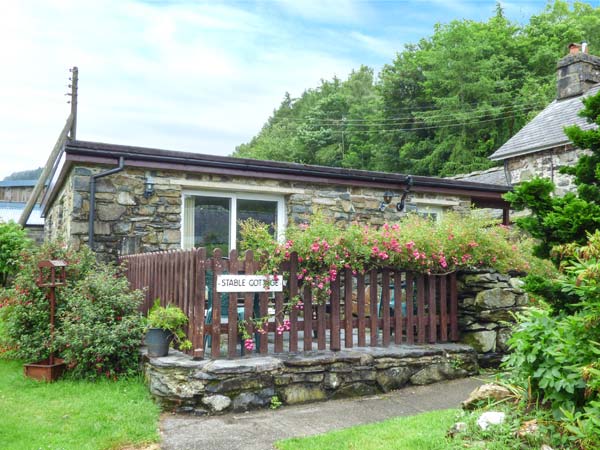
241,211,544,304
0,242,145,379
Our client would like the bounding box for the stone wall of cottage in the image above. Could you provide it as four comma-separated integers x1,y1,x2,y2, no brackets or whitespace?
44,163,472,261
507,145,589,195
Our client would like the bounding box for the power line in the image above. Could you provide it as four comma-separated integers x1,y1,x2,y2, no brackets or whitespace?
278,100,545,125
281,104,539,129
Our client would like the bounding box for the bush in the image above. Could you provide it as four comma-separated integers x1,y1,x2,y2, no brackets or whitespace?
0,242,145,379
0,221,31,287
56,265,146,379
502,232,600,447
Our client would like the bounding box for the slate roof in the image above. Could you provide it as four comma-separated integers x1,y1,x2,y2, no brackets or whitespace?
489,84,600,161
0,202,44,226
451,167,509,186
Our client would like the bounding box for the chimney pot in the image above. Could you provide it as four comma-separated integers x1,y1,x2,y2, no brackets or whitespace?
582,42,588,54
569,43,581,55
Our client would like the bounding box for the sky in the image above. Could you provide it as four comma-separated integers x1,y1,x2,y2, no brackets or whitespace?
0,0,551,179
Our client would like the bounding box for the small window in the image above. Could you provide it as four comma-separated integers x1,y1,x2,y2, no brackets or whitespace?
182,191,285,252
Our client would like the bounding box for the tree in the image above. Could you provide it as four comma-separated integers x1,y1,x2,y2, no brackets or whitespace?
505,89,600,261
3,167,42,181
235,1,600,177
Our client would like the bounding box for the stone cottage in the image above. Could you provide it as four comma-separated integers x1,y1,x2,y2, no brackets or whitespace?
39,140,510,261
489,43,599,194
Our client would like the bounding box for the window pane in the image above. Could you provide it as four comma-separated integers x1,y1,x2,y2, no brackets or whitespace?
236,199,278,247
194,196,230,253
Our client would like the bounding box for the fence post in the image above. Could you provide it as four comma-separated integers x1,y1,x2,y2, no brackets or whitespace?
228,249,238,358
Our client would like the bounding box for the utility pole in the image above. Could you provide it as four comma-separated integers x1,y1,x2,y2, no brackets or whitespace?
19,67,77,226
68,66,78,140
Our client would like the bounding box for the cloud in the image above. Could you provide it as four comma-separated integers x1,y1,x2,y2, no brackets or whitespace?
275,0,373,25
0,0,547,180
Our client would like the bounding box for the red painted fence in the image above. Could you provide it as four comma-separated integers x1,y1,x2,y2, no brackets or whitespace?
120,249,458,359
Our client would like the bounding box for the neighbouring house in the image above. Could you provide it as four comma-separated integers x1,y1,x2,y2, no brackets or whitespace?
39,140,511,261
0,179,44,242
489,43,600,194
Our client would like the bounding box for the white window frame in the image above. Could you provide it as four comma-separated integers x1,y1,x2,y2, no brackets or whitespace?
181,189,286,251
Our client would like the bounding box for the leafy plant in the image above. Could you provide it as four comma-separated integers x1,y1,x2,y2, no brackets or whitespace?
56,265,146,380
147,300,192,351
270,395,283,410
0,241,146,379
0,221,31,287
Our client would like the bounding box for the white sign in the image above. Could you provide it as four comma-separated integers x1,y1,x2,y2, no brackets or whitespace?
216,275,283,293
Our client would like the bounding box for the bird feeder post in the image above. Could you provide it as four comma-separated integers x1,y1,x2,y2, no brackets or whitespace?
24,260,68,381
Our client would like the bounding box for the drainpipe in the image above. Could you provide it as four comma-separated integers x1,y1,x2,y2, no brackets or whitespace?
88,157,125,251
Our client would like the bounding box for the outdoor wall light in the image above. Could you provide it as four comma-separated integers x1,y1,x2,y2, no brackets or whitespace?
143,177,155,198
379,176,413,213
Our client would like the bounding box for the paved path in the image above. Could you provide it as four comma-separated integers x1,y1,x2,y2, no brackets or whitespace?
160,377,484,450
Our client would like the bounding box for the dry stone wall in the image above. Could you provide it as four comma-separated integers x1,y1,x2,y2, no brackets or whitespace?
144,344,477,415
457,270,528,368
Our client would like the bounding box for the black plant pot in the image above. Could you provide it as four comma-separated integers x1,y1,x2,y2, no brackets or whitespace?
145,328,173,357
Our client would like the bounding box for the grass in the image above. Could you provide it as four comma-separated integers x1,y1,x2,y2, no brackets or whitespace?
276,409,460,450
0,359,160,450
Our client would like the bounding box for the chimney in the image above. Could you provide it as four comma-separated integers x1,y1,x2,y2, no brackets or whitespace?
557,42,600,99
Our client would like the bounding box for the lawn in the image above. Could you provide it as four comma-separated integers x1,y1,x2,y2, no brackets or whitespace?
276,409,460,450
0,359,160,450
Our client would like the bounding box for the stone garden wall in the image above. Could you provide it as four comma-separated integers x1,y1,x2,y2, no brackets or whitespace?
142,269,527,413
45,163,471,261
144,344,477,415
457,270,528,368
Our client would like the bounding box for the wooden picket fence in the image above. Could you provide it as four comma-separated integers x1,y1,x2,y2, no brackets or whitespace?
120,248,458,359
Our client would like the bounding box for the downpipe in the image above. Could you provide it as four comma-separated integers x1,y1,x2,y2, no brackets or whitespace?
88,157,125,251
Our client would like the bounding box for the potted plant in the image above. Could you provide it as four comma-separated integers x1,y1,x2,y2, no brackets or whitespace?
145,300,192,357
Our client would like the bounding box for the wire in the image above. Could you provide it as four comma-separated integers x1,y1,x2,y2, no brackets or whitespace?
275,105,538,131
277,101,545,125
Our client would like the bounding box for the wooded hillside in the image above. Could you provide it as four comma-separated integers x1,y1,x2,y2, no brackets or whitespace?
234,1,600,177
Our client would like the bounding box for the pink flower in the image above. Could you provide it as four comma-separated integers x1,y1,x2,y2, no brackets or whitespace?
406,241,415,250
317,282,324,289
311,242,320,252
448,234,454,241
244,339,255,351
468,241,479,248
413,250,420,258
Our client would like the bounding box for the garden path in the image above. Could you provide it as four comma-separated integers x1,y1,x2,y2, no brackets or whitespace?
160,376,484,450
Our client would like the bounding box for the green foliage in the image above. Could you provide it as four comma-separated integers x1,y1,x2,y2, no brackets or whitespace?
0,242,146,379
235,2,600,177
505,79,600,266
241,211,544,304
56,265,146,380
501,232,600,448
0,242,97,361
505,178,600,260
147,300,192,351
0,221,31,287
